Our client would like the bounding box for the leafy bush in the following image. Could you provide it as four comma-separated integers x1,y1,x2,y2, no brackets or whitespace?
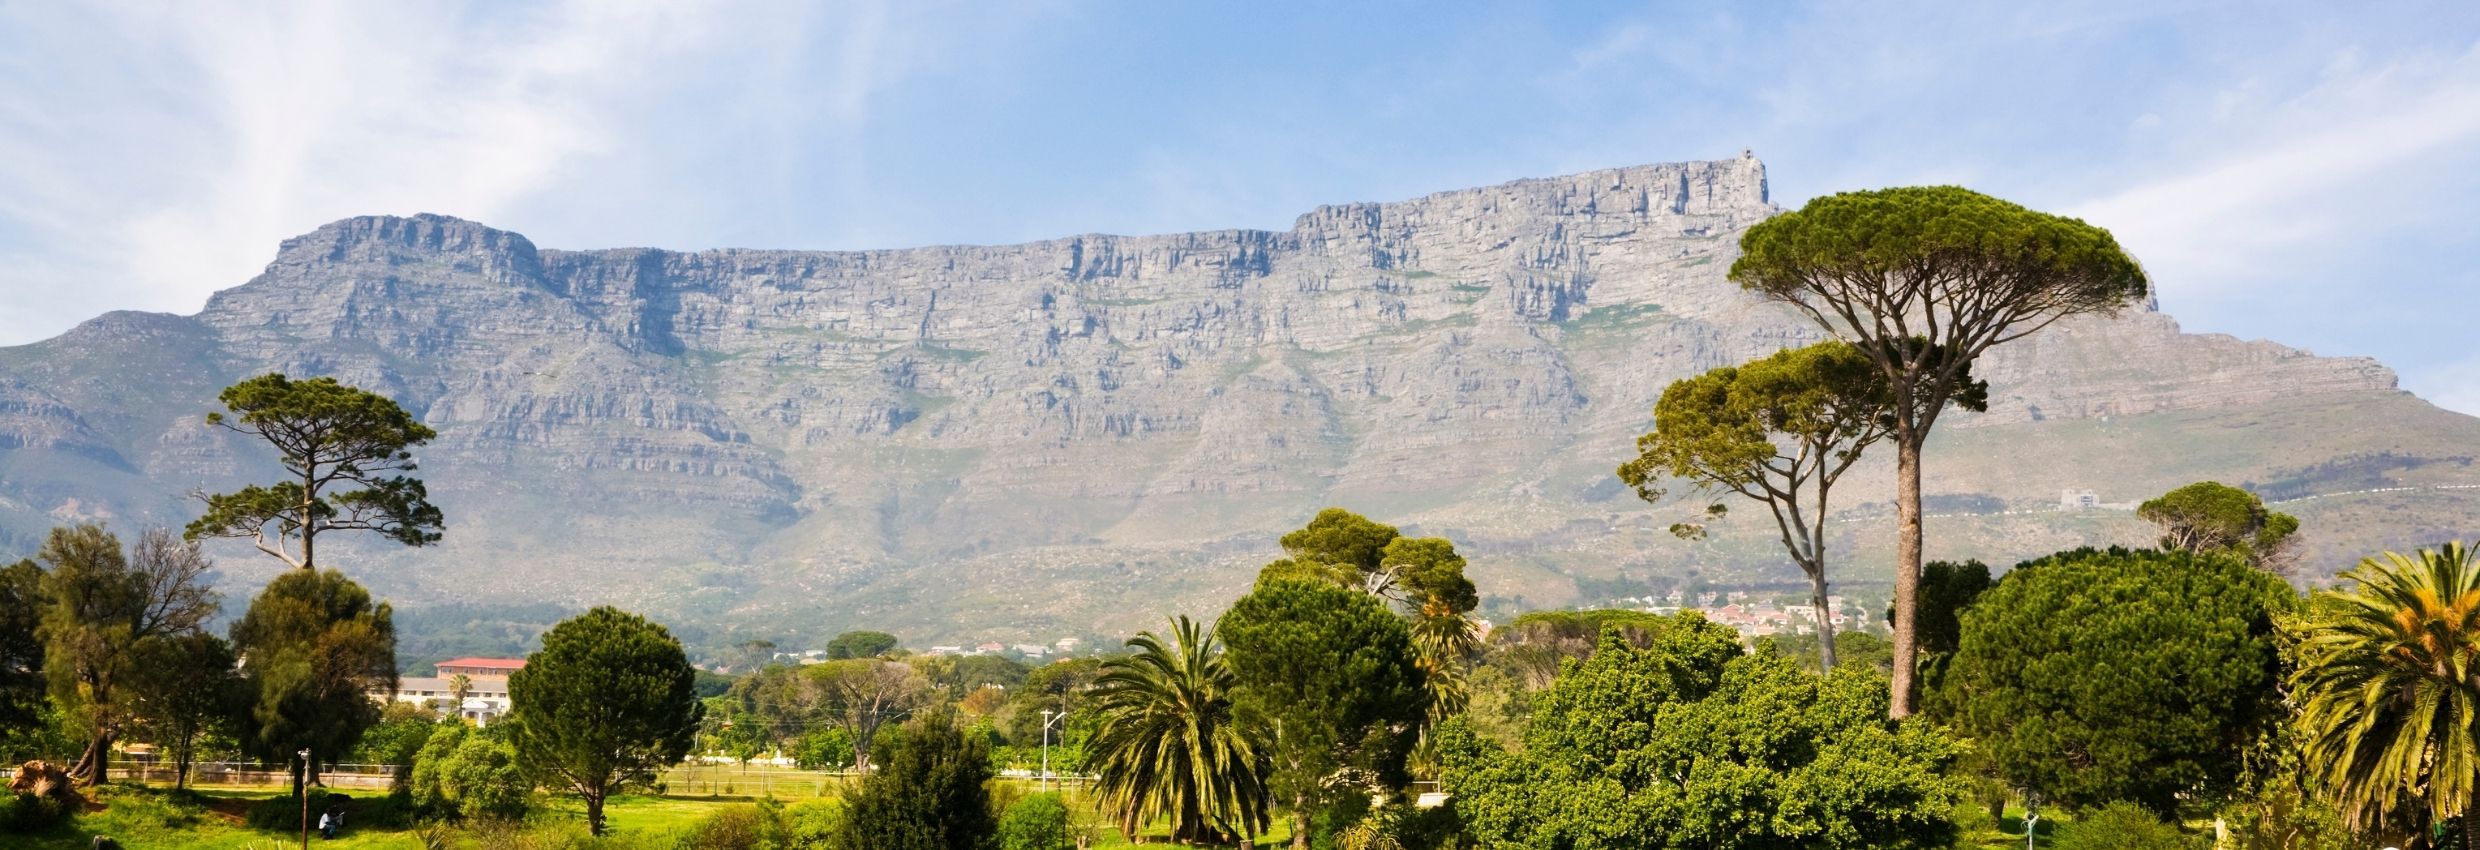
836,716,994,850
409,722,532,821
998,792,1070,850
785,798,845,847
677,798,792,850
794,726,855,771
2052,802,2206,850
1444,618,1964,850
0,791,73,833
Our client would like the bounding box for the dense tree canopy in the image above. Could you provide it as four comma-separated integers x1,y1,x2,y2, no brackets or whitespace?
805,658,933,775
826,630,902,660
1731,185,2150,716
124,631,246,789
835,714,997,850
0,558,47,733
38,525,219,785
1937,547,2293,816
508,607,702,836
188,373,444,571
1443,614,1963,849
2138,481,2301,574
1220,578,1426,849
409,722,533,822
229,567,398,794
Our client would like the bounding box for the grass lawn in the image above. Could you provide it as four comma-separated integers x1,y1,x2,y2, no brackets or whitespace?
6,778,1299,849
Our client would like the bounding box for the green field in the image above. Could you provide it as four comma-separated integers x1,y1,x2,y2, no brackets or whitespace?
11,778,1301,850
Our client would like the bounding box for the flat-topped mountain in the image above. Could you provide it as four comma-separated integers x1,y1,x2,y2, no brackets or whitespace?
3,154,2472,647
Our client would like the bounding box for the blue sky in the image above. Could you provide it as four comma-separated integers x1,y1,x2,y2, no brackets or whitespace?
4,2,2478,412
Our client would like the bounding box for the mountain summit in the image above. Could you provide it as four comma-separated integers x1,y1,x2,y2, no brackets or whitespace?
2,156,2471,643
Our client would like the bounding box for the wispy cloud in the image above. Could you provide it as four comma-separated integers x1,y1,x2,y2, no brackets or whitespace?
2070,42,2480,292
0,0,1006,343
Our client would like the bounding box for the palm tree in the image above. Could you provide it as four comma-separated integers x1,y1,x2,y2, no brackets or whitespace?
1088,615,1268,844
447,673,473,717
2294,542,2480,844
1405,598,1475,778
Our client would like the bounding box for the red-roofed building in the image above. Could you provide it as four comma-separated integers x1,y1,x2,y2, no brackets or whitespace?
375,658,529,725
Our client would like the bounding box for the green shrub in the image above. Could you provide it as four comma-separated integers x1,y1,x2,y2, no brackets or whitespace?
677,798,792,850
836,716,994,850
2052,802,2206,850
785,798,844,847
998,792,1069,850
0,791,73,833
409,722,532,821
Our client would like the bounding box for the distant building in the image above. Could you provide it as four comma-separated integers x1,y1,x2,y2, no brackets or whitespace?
435,657,526,679
1053,637,1083,654
2061,489,2100,509
377,657,525,725
975,642,1006,654
1012,644,1048,658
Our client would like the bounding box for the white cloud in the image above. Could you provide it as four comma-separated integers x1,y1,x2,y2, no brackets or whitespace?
0,0,999,344
2411,352,2480,418
2069,43,2480,293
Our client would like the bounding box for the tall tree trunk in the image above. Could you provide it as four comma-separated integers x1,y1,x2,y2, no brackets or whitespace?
299,470,316,571
1292,793,1310,850
1811,578,1838,672
2464,806,2478,850
69,731,111,786
1889,438,1925,718
587,788,607,837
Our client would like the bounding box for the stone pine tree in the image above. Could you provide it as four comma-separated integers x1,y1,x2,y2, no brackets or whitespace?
1619,340,1981,671
1730,186,2150,717
36,525,219,785
229,568,398,797
187,373,444,571
507,607,703,837
2138,481,2301,575
825,630,901,659
1219,578,1427,850
1256,509,1482,737
1938,547,2292,816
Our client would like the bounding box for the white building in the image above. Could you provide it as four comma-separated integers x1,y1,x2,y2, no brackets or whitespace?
376,657,524,725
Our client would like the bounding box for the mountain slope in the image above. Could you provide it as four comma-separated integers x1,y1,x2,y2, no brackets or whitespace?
1,153,2471,647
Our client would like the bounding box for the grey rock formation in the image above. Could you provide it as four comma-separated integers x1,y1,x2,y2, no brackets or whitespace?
0,154,2471,645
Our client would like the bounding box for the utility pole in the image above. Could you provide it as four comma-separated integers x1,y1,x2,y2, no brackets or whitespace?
1040,709,1065,793
298,747,312,850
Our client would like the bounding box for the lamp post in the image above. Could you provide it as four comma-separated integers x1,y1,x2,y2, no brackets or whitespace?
1039,709,1065,793
297,747,312,850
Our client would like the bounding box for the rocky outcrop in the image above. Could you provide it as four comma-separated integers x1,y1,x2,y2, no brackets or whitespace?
0,155,2458,641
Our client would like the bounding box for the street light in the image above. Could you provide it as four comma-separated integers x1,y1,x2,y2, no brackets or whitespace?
1039,709,1066,793
297,747,312,850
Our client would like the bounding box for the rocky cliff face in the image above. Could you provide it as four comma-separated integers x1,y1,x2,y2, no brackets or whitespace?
0,154,2468,645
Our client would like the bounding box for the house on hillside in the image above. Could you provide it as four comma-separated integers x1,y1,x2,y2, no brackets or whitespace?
375,657,526,726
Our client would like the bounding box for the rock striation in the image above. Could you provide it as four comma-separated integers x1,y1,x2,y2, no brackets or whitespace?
0,154,2469,644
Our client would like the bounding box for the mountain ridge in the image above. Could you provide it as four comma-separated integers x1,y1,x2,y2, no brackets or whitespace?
0,155,2469,649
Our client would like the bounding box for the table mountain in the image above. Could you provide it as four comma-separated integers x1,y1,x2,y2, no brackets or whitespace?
3,153,2473,647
